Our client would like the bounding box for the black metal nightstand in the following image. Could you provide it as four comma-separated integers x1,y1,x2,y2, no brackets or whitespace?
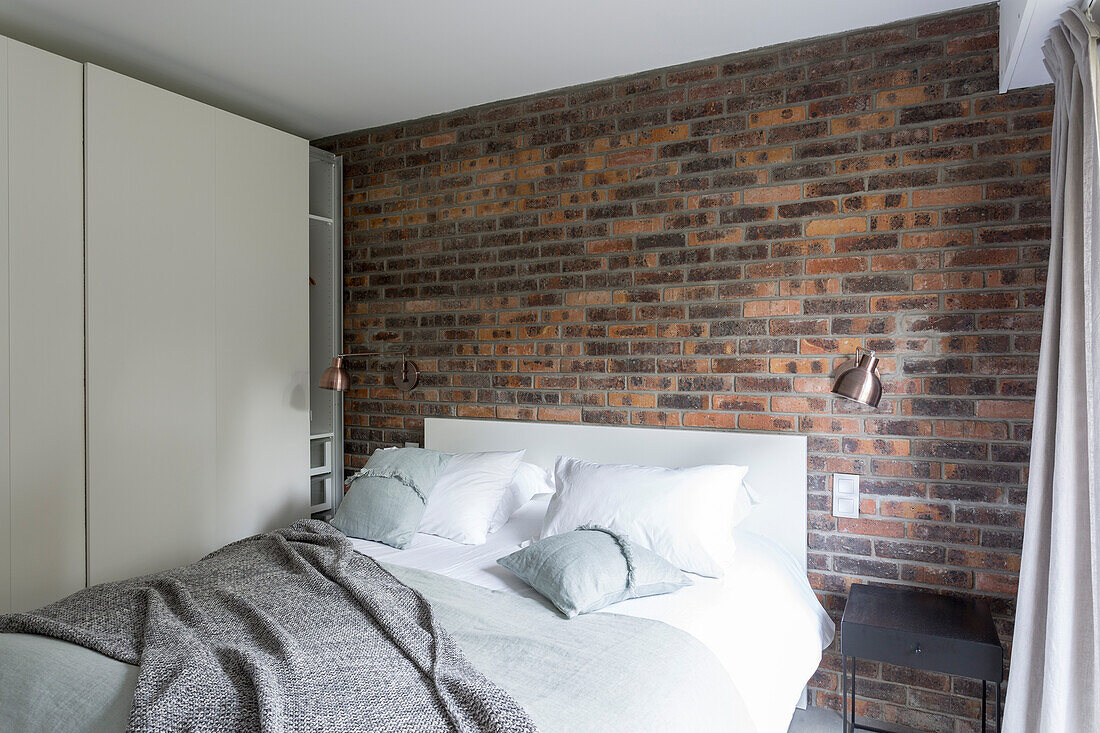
840,584,1003,733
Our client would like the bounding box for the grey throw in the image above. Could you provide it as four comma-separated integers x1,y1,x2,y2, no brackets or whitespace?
0,520,537,733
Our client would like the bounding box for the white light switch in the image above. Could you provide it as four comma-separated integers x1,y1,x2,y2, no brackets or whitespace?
833,473,860,518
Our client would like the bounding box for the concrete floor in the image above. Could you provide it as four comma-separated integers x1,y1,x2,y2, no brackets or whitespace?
788,707,844,732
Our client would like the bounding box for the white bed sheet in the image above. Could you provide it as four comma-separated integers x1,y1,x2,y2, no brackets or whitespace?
349,496,834,733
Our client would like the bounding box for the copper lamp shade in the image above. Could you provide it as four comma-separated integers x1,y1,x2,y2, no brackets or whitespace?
831,348,883,408
319,357,351,391
319,352,419,393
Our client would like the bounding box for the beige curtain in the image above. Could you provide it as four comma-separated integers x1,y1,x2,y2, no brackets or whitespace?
1004,8,1100,732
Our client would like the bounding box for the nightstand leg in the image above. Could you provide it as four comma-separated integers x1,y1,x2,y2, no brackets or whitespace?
982,680,987,733
841,654,847,732
996,680,1001,732
850,656,856,733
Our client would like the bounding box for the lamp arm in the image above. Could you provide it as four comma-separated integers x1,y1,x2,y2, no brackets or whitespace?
337,351,407,365
338,352,409,376
328,350,419,393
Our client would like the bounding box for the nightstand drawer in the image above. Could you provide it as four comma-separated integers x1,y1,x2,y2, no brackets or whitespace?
842,620,1002,680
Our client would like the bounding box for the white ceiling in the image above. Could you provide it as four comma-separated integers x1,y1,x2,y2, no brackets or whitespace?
0,1,1020,140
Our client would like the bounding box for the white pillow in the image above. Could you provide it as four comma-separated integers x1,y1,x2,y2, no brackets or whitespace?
541,457,752,578
487,461,554,533
419,450,525,544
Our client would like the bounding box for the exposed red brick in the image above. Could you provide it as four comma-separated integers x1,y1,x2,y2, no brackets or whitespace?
806,217,868,236
316,5,1047,731
838,517,907,539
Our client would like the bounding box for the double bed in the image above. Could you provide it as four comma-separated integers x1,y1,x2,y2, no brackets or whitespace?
0,418,833,732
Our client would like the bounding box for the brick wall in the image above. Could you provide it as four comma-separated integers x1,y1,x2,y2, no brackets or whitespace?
314,4,1052,730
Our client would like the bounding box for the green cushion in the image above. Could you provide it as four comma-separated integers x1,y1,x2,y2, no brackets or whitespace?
498,526,692,618
330,447,451,548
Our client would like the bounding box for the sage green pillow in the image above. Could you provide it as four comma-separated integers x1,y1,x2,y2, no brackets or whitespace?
497,525,693,618
330,447,451,549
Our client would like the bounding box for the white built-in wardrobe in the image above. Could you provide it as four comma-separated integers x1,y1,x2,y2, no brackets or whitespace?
1,37,310,611
0,37,85,615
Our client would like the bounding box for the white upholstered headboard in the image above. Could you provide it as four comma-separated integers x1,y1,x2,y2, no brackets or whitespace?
424,418,809,575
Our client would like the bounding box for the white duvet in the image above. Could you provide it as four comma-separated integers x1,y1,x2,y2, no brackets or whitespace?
349,495,835,733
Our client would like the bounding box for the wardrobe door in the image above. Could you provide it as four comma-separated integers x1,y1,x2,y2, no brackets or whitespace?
85,65,218,585
0,37,10,614
213,110,309,545
6,40,86,611
0,37,84,613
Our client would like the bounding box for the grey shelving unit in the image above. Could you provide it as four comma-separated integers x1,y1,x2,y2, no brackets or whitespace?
308,147,343,516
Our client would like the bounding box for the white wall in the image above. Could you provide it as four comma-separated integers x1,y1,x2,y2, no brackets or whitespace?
1000,0,1069,91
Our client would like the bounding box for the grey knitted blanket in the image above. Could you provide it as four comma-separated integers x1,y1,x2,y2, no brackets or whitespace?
0,520,537,733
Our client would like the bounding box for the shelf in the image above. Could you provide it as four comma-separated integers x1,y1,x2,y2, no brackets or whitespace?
310,474,334,514
310,436,333,476
309,146,342,515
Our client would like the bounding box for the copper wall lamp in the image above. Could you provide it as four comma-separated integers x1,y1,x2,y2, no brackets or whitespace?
831,347,883,408
319,351,419,393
